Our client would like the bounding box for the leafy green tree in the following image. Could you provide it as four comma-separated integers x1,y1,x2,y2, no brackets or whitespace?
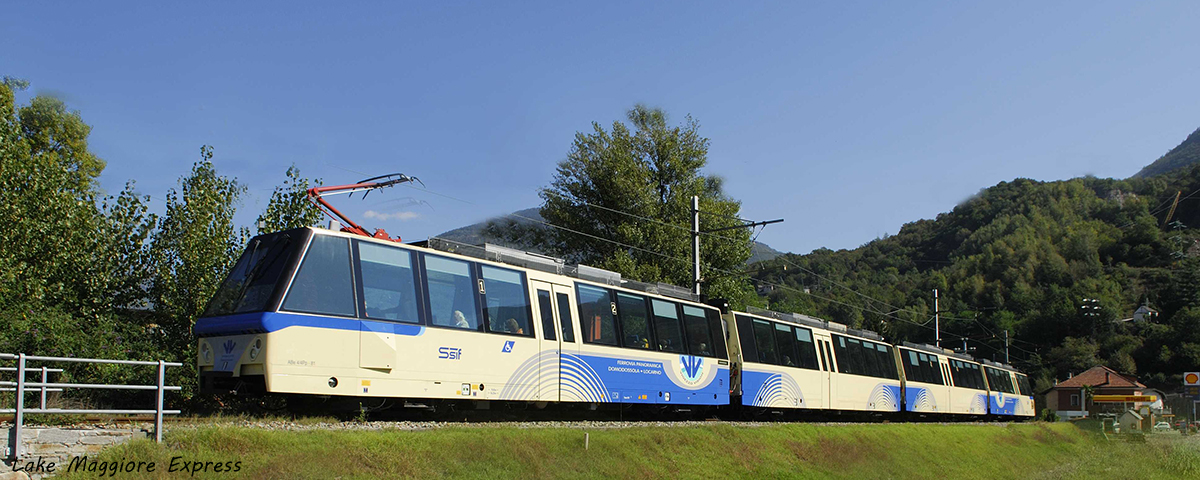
0,82,116,316
489,105,757,305
149,146,248,397
256,165,323,235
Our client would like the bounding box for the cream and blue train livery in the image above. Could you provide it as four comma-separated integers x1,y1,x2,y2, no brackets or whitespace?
196,226,1033,419
195,227,729,407
727,309,902,413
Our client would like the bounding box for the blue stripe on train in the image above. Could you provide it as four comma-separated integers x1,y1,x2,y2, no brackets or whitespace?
194,311,425,337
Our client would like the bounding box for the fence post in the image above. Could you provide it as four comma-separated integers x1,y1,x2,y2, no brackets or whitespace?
13,353,26,460
154,360,165,443
40,366,47,410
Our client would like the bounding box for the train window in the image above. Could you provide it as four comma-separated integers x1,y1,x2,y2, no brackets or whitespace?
925,354,943,385
705,309,729,359
817,340,828,371
847,338,866,375
824,342,836,371
950,361,986,390
357,242,421,324
481,266,532,336
985,367,1016,394
904,351,919,382
617,293,653,350
833,336,850,374
683,306,714,357
577,284,618,346
877,344,898,380
205,230,298,317
1016,374,1032,396
536,290,556,341
424,255,480,331
652,299,686,353
793,327,819,370
774,323,799,367
736,315,758,363
282,235,357,317
860,340,881,377
555,292,575,342
752,320,777,365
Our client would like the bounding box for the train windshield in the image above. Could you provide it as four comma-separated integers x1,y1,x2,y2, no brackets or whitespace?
202,229,304,317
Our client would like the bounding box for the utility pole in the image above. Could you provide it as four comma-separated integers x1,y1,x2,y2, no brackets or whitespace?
934,289,940,348
689,195,783,297
692,196,701,296
1004,330,1009,364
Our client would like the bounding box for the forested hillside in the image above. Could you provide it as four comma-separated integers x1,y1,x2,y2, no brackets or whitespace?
1134,127,1200,178
752,163,1200,392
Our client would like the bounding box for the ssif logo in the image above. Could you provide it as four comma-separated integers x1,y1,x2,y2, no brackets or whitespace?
222,340,237,354
438,347,462,360
501,341,515,353
679,355,704,384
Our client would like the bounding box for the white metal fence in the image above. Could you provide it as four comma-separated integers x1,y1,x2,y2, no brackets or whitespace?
1,353,182,460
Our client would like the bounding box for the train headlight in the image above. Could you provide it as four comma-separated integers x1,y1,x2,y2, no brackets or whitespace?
200,342,212,364
248,338,262,360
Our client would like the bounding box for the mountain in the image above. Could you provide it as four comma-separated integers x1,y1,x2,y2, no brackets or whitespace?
750,162,1200,391
433,207,783,264
434,208,544,247
1133,127,1200,178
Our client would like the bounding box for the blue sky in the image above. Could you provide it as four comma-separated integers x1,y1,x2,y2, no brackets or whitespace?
4,1,1199,254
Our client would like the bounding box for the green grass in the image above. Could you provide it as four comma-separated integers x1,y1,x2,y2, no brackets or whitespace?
54,422,1200,479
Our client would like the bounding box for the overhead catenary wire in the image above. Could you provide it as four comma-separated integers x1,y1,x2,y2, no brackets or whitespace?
385,182,1011,351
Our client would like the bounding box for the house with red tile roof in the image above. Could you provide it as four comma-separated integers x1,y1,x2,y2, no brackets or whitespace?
1043,365,1146,420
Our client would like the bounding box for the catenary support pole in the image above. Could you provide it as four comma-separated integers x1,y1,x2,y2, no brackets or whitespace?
1004,330,1010,364
692,195,701,296
934,289,940,348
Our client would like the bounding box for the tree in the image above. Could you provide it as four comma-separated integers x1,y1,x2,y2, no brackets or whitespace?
256,165,323,235
489,105,757,305
0,82,116,315
149,146,248,396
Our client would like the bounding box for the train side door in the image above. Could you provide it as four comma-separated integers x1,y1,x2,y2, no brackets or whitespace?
813,332,834,410
531,281,579,402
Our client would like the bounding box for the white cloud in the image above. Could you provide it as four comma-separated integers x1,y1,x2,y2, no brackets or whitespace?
363,210,421,221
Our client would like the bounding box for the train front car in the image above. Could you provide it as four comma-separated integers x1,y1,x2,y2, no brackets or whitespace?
195,227,729,412
982,361,1035,419
729,308,901,415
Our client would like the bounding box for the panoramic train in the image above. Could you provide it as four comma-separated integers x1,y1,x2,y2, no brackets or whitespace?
194,225,1035,420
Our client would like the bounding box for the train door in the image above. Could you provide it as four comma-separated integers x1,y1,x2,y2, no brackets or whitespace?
531,281,561,401
531,281,580,402
813,332,834,409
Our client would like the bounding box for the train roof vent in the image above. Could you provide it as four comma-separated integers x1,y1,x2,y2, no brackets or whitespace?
946,350,977,362
619,279,699,302
575,264,622,286
427,237,567,275
745,306,839,331
483,243,566,275
427,237,488,259
980,359,1016,370
901,342,949,356
847,328,883,341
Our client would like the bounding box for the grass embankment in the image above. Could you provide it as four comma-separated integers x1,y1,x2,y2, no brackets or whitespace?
56,422,1200,479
